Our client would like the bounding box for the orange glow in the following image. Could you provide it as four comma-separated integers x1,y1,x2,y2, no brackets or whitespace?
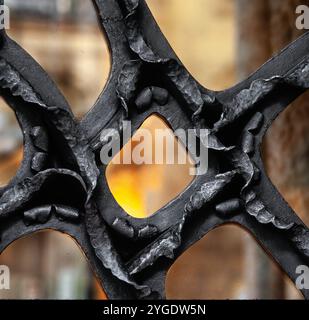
0,147,23,187
106,116,195,218
94,279,108,300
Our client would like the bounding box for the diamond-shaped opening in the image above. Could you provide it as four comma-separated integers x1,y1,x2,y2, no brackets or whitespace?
106,115,195,218
7,0,111,118
146,0,236,90
262,95,309,228
166,225,303,299
0,97,23,187
0,230,107,299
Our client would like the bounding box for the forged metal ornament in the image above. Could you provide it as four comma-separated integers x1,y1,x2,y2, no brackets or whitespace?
0,0,309,299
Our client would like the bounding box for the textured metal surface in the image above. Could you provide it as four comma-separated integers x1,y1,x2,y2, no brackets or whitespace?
0,0,308,299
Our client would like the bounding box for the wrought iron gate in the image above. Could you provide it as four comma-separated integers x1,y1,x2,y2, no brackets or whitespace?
0,0,308,299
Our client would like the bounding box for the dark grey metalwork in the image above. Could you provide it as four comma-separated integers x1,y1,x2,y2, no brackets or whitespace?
0,0,308,299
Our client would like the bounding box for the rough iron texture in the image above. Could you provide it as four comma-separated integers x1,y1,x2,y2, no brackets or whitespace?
0,0,308,300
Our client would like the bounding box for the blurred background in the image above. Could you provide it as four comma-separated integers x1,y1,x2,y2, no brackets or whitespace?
0,0,308,299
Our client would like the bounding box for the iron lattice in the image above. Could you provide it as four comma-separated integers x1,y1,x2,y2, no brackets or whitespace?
0,0,309,299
